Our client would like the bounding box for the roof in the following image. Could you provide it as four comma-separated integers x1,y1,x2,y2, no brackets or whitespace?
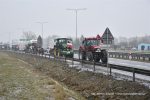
84,35,101,40
85,37,101,40
138,43,150,46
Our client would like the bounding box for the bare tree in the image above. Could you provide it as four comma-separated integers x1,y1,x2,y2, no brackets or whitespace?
22,31,37,40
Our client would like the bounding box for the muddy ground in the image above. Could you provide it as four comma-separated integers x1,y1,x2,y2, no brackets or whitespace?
5,52,150,100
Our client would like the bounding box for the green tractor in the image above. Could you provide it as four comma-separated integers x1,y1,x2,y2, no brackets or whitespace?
53,38,74,58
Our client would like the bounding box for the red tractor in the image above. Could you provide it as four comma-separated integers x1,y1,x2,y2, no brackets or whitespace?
79,35,108,63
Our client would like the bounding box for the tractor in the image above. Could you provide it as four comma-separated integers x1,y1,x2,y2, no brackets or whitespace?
79,35,108,63
53,38,74,58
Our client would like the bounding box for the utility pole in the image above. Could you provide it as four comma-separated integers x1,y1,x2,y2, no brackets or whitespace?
106,27,109,75
36,22,48,40
36,22,48,47
67,8,86,41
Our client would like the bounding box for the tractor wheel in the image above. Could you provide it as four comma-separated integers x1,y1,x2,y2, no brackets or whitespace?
87,52,93,61
93,54,100,62
69,54,74,58
101,50,108,64
81,52,86,60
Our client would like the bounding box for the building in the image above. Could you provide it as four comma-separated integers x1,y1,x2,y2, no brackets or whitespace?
138,43,150,51
102,27,114,44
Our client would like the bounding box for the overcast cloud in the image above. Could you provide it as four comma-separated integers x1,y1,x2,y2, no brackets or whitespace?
0,0,150,42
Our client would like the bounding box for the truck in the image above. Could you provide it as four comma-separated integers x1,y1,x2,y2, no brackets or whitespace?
52,38,74,58
79,35,108,63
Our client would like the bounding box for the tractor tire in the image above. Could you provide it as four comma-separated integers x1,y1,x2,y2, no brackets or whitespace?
69,54,74,58
93,54,100,62
101,50,108,64
81,52,86,60
87,52,93,61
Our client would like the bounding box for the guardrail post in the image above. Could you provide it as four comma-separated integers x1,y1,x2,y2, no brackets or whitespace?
82,59,83,67
72,58,74,67
59,56,61,62
133,68,135,82
54,55,56,62
49,54,50,59
93,61,95,72
138,56,140,60
110,66,112,76
65,56,66,62
79,52,80,60
143,57,145,61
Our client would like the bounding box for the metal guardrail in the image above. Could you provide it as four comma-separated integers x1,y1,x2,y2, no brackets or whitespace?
74,50,150,62
1,50,150,82
45,53,150,81
108,52,150,61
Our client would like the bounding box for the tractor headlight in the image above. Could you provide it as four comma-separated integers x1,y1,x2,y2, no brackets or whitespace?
95,48,101,52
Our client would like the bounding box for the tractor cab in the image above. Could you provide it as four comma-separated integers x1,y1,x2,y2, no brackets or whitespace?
54,38,73,58
79,35,108,63
54,38,73,50
82,38,102,46
80,35,103,51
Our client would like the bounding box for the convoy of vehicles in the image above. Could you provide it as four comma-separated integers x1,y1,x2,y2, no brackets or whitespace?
79,35,108,64
10,34,108,63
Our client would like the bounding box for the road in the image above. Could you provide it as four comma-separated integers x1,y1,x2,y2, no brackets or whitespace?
74,53,150,71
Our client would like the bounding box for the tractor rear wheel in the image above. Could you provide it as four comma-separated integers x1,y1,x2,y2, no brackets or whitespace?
101,50,108,64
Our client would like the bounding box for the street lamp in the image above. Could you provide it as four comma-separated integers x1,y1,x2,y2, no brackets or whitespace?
67,8,86,41
36,22,48,40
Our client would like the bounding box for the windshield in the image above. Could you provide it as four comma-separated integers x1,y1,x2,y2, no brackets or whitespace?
85,40,100,46
55,39,72,44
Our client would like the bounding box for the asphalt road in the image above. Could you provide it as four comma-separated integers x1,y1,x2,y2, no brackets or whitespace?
74,53,150,71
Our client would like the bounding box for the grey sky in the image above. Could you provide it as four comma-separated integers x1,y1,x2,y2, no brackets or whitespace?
0,0,150,42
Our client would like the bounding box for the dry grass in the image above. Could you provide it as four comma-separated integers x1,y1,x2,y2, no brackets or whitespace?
0,52,79,100
8,52,150,100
